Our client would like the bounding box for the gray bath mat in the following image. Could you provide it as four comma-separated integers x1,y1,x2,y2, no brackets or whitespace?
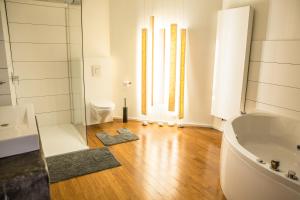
96,128,139,146
46,147,121,183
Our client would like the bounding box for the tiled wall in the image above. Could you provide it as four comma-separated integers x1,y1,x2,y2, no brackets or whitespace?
244,0,300,119
220,0,300,121
66,5,86,129
6,0,71,126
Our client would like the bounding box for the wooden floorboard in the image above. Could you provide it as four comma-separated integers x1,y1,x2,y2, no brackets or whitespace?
50,120,226,200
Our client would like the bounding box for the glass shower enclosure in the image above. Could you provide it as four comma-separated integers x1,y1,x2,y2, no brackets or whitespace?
3,0,87,157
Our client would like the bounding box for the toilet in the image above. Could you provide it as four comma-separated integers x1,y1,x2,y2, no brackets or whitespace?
90,99,115,123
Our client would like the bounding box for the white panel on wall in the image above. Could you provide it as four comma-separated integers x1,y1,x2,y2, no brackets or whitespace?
211,6,254,120
18,94,70,113
11,43,67,61
14,61,68,79
250,41,300,64
248,62,300,88
246,100,300,120
0,41,8,67
0,80,10,94
0,69,8,80
0,94,12,105
36,110,71,126
67,6,81,27
16,79,69,97
247,81,300,112
9,23,66,43
266,0,300,40
0,20,3,41
6,1,65,26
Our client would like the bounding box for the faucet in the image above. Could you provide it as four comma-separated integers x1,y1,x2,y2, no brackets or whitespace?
270,160,280,171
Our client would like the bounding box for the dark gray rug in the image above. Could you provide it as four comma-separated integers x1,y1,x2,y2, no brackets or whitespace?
96,128,139,146
46,147,121,183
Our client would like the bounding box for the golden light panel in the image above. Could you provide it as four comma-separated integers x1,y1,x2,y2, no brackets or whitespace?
141,28,147,115
179,29,187,119
150,16,155,106
168,24,177,112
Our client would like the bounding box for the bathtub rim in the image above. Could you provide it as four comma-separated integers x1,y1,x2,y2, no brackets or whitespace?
223,112,300,193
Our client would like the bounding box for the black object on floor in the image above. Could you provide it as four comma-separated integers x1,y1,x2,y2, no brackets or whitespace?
123,98,128,123
96,128,139,146
46,148,121,183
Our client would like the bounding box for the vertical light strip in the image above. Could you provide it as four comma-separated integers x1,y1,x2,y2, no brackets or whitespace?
141,28,147,115
150,16,154,106
179,29,187,119
168,24,177,111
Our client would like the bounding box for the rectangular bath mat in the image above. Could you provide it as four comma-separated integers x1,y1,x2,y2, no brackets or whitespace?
46,147,121,183
96,128,139,146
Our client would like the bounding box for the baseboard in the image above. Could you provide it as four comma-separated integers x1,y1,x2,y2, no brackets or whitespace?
112,116,214,129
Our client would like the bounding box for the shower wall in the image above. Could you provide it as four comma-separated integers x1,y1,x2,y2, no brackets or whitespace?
66,4,86,138
6,0,70,126
0,0,15,106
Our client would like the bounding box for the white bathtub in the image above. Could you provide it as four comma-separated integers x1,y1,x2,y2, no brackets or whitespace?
221,113,300,200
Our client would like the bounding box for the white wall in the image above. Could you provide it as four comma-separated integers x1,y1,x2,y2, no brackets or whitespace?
82,0,112,125
214,0,300,130
108,0,222,126
6,0,71,126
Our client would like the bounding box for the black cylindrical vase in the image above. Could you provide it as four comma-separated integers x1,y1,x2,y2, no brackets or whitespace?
123,107,128,123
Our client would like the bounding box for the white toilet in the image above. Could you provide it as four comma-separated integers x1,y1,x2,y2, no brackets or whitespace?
90,99,115,123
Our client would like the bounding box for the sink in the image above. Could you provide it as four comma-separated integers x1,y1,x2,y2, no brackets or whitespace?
0,104,40,158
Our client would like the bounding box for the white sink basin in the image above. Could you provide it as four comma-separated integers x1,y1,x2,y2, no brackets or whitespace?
0,104,40,158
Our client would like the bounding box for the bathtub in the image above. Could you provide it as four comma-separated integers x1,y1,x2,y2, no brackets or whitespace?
221,113,300,200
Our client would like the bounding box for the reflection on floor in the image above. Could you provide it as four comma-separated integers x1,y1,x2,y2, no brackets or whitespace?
50,120,226,200
39,124,88,157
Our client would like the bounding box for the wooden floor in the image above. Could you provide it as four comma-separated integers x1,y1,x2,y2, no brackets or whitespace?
50,120,226,200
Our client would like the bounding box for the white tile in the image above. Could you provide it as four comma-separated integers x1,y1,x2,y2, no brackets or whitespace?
250,41,300,64
70,60,83,78
9,23,67,43
0,94,12,106
13,61,68,79
266,0,300,40
18,94,70,113
66,7,81,27
0,20,4,41
0,69,9,81
37,110,71,126
68,43,82,61
16,78,69,97
36,110,71,126
0,0,9,41
11,43,67,61
67,26,82,44
7,0,67,8
246,81,300,111
245,100,300,120
0,69,10,95
248,62,300,88
0,82,10,94
0,41,7,67
6,1,65,26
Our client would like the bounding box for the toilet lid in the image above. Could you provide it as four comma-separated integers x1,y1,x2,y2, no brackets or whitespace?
91,100,115,109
